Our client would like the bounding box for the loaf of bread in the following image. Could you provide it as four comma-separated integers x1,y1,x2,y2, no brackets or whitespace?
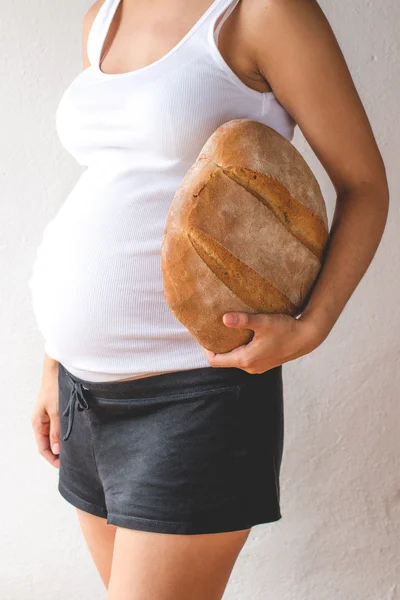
161,118,329,354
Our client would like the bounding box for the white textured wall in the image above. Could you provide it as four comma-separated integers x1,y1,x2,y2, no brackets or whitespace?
1,0,399,598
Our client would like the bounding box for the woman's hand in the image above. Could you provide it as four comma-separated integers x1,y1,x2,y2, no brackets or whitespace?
31,356,60,469
201,311,325,374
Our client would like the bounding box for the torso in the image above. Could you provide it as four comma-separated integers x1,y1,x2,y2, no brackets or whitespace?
29,0,296,383
85,0,272,383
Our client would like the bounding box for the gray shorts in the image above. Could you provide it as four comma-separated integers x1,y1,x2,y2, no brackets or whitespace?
57,361,284,535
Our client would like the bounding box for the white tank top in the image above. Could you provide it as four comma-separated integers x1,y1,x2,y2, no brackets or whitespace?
28,0,296,382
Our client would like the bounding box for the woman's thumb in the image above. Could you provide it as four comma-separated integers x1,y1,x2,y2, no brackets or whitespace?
50,414,60,455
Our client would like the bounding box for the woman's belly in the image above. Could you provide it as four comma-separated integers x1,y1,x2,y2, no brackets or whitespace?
28,169,203,377
111,369,182,382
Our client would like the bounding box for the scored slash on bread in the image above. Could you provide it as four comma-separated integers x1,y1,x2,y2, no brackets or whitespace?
210,165,328,261
187,225,297,315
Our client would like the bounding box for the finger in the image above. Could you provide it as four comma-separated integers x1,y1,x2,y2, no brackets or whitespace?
207,344,250,369
223,311,267,331
49,412,60,456
32,412,60,469
34,428,60,468
201,347,216,361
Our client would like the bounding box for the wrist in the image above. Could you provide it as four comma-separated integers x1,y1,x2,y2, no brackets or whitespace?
42,352,59,382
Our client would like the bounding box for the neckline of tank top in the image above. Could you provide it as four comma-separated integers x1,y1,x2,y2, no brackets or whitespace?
92,0,276,98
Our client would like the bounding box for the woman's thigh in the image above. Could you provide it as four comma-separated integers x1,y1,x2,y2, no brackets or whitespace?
76,509,117,589
107,526,252,600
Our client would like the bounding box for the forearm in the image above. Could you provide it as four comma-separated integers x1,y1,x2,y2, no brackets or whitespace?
300,182,389,343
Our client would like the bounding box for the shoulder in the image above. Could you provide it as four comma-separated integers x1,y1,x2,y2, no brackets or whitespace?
244,0,331,51
244,0,329,48
243,0,338,104
82,0,107,68
246,0,387,193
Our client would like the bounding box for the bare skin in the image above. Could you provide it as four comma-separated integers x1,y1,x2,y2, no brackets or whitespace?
31,353,61,468
107,526,251,600
31,0,389,597
76,510,117,589
76,510,251,596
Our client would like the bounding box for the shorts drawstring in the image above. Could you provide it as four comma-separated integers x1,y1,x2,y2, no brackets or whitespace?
62,373,90,441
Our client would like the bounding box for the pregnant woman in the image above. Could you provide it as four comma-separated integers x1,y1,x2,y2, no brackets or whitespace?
29,0,388,597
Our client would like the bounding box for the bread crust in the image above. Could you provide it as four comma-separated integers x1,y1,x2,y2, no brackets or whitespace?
161,119,329,353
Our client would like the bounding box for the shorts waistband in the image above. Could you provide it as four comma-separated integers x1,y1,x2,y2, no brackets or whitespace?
58,362,255,400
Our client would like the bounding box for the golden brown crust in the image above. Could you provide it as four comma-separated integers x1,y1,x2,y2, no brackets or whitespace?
217,166,329,261
187,226,297,315
198,118,329,228
161,118,329,353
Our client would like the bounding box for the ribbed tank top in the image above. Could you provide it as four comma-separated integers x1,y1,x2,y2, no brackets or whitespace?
28,0,297,382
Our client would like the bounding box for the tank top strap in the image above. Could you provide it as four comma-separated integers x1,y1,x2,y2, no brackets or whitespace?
210,0,241,42
86,0,119,68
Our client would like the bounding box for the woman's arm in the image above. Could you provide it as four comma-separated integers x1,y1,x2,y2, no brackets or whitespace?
249,0,389,342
